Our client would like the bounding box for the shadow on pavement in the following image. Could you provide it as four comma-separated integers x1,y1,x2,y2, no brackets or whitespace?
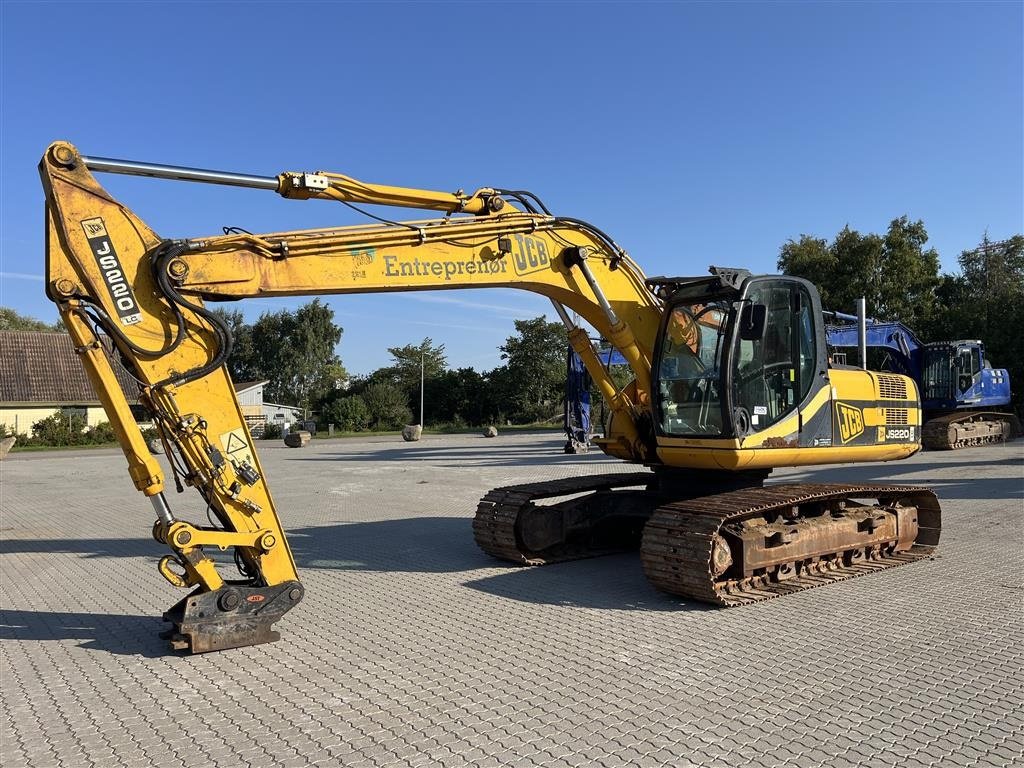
285,442,622,469
0,608,169,657
782,455,1024,500
288,517,490,572
463,553,711,613
6,441,1019,655
0,517,486,572
0,515,711,655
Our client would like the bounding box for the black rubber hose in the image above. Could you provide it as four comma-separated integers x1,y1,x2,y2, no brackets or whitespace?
151,241,234,389
495,189,552,216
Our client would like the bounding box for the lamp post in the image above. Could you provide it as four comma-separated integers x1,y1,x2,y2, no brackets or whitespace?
419,350,425,428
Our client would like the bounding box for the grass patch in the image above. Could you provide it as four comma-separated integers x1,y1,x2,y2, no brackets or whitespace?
10,442,120,453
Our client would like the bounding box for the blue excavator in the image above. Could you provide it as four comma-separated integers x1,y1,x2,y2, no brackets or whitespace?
825,312,1019,450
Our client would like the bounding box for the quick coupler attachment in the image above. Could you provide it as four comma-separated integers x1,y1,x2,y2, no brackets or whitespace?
161,581,304,653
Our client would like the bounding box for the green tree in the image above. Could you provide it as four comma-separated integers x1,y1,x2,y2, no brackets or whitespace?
213,308,259,382
496,316,568,423
773,235,833,300
362,381,412,429
30,409,87,446
214,300,347,415
957,234,1024,316
424,367,490,426
0,307,63,332
375,338,448,421
779,216,940,329
320,394,370,432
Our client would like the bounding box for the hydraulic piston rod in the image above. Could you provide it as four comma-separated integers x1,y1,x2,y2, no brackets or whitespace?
72,151,490,213
82,155,280,190
573,256,621,326
565,249,652,400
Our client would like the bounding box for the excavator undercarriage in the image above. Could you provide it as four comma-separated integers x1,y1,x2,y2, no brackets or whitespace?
921,411,1021,451
474,474,940,605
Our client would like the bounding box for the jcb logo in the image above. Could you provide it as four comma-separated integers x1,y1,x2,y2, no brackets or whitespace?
82,219,107,238
510,234,551,276
836,403,864,444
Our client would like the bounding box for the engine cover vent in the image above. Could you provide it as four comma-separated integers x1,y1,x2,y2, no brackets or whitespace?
877,374,909,400
884,408,909,425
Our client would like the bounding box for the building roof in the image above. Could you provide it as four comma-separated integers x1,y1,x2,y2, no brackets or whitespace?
0,330,139,405
264,402,304,412
234,380,269,394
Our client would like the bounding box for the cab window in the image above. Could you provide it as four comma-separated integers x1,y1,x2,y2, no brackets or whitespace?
732,282,816,433
955,347,980,393
657,302,729,436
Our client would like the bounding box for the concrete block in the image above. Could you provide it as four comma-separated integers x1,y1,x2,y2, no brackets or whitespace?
284,430,311,448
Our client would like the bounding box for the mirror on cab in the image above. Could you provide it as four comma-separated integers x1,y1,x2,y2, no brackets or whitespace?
739,302,767,341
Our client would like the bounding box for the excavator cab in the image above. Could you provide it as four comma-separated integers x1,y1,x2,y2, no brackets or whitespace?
922,342,983,407
656,302,727,435
650,270,826,442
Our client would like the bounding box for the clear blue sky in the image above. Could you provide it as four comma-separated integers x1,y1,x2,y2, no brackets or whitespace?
2,2,1021,375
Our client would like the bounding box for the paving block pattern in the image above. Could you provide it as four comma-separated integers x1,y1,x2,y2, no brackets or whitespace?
2,435,1022,767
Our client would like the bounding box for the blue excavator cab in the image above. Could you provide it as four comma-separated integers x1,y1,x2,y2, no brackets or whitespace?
921,341,1012,412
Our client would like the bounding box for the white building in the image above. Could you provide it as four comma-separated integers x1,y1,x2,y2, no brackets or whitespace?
263,402,306,431
233,380,305,435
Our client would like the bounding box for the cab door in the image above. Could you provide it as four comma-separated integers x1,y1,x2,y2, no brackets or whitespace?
731,278,829,445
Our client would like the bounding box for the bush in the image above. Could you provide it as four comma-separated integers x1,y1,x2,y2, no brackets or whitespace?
31,409,89,446
511,403,560,425
262,422,283,440
362,382,412,430
85,421,116,444
321,395,370,432
14,410,122,447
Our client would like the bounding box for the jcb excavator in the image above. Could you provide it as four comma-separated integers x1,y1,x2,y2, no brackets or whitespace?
40,141,941,653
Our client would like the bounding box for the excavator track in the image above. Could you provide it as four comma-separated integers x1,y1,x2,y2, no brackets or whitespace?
922,411,1020,450
475,476,941,608
473,472,655,564
641,483,941,606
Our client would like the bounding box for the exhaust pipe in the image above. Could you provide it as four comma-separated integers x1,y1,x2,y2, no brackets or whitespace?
856,297,867,370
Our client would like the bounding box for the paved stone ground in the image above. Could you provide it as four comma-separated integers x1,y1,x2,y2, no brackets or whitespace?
1,433,1022,768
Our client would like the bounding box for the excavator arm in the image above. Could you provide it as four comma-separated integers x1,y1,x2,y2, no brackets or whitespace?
40,141,663,652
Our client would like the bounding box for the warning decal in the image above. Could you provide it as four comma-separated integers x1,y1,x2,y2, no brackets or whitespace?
220,428,254,467
225,433,247,454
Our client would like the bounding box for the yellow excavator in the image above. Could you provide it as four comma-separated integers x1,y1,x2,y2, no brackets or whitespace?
40,141,941,653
